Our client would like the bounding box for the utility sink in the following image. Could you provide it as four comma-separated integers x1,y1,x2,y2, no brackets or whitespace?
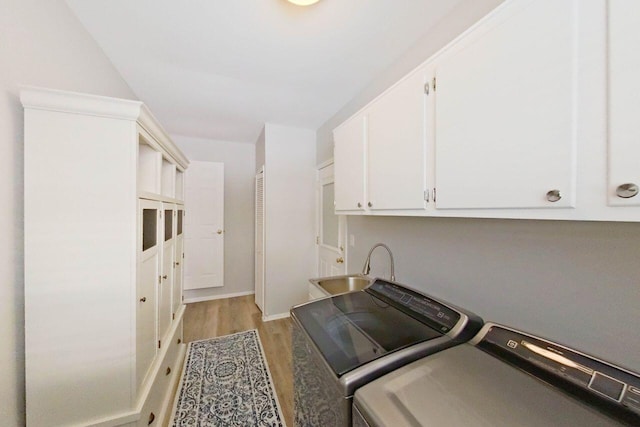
309,274,373,296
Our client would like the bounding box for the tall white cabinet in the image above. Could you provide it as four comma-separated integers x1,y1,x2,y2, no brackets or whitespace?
23,87,189,427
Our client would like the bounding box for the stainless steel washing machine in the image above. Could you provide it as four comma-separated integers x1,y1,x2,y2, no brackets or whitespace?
290,278,483,426
353,323,640,426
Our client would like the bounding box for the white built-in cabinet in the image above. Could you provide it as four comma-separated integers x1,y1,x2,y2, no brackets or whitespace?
334,0,640,221
434,0,577,210
23,87,189,427
368,67,431,211
334,114,367,211
608,0,640,207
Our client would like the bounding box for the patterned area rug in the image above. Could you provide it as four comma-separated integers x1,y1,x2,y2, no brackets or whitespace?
171,330,285,426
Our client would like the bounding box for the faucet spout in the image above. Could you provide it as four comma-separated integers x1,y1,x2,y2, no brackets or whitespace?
362,243,395,282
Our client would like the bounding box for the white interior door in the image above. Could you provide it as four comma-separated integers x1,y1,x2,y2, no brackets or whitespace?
184,161,224,290
255,168,265,311
317,163,347,277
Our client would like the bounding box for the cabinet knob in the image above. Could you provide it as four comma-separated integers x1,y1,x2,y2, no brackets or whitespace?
546,190,561,202
336,257,344,264
148,412,155,425
368,202,373,207
616,183,639,199
162,275,168,280
217,229,223,234
166,367,172,376
357,202,362,208
139,297,146,303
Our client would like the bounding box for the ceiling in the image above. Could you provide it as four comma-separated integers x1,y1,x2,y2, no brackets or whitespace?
66,0,462,143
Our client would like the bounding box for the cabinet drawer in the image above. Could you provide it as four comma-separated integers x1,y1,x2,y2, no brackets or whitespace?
139,317,185,427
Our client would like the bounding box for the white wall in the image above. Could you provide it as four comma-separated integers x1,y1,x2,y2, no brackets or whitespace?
316,0,640,374
174,136,256,301
255,126,265,173
263,124,316,317
0,1,136,425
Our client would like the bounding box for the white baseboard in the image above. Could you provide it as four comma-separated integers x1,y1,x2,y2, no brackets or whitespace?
262,312,291,322
183,290,255,304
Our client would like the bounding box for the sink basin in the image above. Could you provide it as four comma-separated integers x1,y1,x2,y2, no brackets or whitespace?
309,275,373,295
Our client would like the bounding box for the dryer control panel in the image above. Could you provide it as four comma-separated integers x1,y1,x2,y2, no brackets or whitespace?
477,324,640,425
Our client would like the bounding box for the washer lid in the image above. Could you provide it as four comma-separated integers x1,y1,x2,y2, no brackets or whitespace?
292,289,442,376
354,345,624,427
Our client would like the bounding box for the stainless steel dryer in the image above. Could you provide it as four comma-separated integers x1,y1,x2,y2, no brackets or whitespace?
353,323,640,427
290,279,483,426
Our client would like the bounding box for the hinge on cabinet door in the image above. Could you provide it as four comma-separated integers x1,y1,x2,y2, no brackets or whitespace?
424,83,430,95
172,312,175,320
158,275,161,284
182,295,184,301
424,190,429,202
159,211,162,219
432,77,436,91
433,188,437,202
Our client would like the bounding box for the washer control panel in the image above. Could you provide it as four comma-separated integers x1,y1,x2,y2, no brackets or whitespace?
367,280,460,332
478,324,640,424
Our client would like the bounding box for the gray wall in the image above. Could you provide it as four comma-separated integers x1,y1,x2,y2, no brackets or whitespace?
0,0,136,425
174,136,256,300
348,216,640,373
317,0,640,374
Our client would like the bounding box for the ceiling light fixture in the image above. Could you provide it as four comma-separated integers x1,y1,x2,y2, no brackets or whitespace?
287,0,321,6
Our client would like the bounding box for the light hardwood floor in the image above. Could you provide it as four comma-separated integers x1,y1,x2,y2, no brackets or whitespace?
183,295,294,426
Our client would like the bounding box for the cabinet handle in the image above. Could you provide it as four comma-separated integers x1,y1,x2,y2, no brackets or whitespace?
616,183,639,199
148,412,155,425
217,229,223,234
367,202,373,207
545,190,561,202
357,202,362,208
336,257,344,264
139,297,146,303
162,275,168,280
166,367,172,376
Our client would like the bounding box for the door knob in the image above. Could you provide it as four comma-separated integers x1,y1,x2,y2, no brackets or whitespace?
336,257,344,264
217,229,223,234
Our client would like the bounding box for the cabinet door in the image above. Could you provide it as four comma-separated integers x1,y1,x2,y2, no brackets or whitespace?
435,0,578,209
137,199,160,387
367,68,430,210
608,0,640,206
173,208,184,315
159,204,175,342
334,114,366,211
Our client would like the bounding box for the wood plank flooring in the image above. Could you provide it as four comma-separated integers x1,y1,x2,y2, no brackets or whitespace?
183,295,294,426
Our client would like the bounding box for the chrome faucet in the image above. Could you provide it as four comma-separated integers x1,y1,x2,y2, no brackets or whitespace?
362,243,395,281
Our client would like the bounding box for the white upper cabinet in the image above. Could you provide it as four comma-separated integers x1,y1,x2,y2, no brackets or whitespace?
334,113,367,211
332,0,639,221
608,0,640,206
367,67,431,211
434,0,578,210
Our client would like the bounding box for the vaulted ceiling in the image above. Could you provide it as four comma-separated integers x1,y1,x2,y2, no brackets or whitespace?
66,0,462,143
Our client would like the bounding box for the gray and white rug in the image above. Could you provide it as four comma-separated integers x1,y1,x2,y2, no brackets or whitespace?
171,330,285,426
